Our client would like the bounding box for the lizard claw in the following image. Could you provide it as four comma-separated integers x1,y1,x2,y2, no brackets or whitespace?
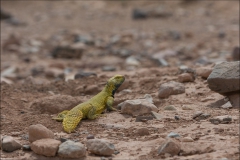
107,107,118,112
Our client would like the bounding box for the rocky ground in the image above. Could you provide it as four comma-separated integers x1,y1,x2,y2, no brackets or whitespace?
0,1,239,160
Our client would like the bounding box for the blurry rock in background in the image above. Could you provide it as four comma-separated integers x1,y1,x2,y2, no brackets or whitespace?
0,8,12,20
1,8,26,26
132,8,148,20
132,7,172,20
51,44,84,59
232,46,240,61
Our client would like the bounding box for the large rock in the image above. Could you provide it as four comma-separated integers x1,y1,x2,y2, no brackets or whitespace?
119,98,158,116
58,140,86,158
86,139,115,156
158,139,181,156
1,136,22,152
30,95,81,114
31,138,61,157
28,124,54,143
207,61,240,94
158,81,185,98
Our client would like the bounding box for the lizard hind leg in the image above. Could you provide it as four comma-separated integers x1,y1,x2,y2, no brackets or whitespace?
52,110,69,122
63,110,83,133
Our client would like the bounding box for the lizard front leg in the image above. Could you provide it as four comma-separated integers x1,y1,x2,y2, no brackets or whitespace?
87,104,103,120
106,96,117,111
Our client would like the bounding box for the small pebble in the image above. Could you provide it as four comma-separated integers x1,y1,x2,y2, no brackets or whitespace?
87,134,95,139
22,145,31,151
178,73,194,82
182,137,194,142
102,66,116,72
135,116,154,122
141,119,148,122
167,132,180,138
10,132,21,136
182,105,193,110
136,128,150,136
60,138,68,143
164,105,176,111
114,150,120,155
101,157,107,160
174,115,180,120
21,134,29,140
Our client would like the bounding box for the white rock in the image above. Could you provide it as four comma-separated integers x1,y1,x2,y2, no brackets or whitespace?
151,111,164,120
58,140,86,158
228,92,240,109
221,101,232,109
2,136,22,152
144,94,153,103
126,56,140,66
1,66,17,77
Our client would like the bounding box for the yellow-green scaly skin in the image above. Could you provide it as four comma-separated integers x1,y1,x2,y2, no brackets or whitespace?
54,75,125,133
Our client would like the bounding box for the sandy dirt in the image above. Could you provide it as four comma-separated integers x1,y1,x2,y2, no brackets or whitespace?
1,1,239,160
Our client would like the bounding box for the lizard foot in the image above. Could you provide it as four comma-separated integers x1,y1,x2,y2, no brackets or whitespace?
107,107,118,112
52,110,69,122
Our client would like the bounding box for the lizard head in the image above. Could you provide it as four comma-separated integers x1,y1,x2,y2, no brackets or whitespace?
105,75,125,96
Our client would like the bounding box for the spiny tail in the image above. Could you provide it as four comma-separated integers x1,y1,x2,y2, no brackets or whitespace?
63,109,83,133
